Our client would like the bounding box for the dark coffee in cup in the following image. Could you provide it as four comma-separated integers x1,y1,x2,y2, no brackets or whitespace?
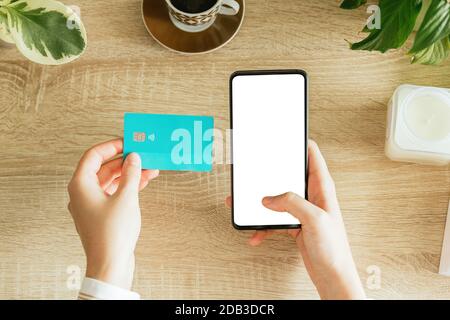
166,0,240,33
170,0,218,13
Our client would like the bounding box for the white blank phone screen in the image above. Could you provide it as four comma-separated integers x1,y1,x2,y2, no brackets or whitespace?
232,73,306,227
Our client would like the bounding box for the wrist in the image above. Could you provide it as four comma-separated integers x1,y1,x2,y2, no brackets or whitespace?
315,265,366,300
86,254,135,290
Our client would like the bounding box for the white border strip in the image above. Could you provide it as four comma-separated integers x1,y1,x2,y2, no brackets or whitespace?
439,199,450,276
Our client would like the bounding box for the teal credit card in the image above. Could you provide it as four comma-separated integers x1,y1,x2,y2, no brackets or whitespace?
124,113,214,172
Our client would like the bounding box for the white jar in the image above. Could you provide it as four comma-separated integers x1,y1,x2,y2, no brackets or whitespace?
385,84,450,165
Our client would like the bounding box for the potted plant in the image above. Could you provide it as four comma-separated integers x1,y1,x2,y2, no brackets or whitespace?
0,0,86,65
341,0,450,65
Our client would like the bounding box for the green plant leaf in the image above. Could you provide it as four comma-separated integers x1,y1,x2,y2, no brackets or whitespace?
0,8,6,23
409,0,450,54
411,35,450,64
340,0,367,10
0,7,14,43
361,25,370,33
0,25,13,43
350,0,423,53
0,0,21,6
4,0,86,65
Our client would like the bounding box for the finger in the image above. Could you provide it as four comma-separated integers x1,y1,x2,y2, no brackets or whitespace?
115,153,142,196
105,169,159,195
262,192,321,224
288,228,300,239
73,138,123,183
105,178,120,196
97,158,123,189
138,169,160,190
249,230,273,246
225,196,232,208
307,140,339,211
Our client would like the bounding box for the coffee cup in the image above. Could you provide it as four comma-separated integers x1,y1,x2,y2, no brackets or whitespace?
165,0,240,33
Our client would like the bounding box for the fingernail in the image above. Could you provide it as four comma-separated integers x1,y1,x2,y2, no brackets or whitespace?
151,170,160,178
262,196,273,205
127,153,141,166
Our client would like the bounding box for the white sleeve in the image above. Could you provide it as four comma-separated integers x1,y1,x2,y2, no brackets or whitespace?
78,277,140,300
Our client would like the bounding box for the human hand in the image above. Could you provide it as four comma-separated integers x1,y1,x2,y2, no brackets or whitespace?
67,139,159,290
226,140,366,299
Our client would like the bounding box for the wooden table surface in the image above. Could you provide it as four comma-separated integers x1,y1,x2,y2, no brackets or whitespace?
0,0,449,299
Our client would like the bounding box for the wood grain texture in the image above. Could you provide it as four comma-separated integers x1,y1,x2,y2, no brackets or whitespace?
0,0,449,299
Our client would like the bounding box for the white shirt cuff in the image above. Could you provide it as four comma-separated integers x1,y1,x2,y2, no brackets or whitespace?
79,277,140,300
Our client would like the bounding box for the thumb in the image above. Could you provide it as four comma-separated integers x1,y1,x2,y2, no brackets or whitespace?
117,153,142,195
262,192,321,225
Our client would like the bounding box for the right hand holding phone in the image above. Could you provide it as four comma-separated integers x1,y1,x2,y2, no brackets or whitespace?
226,141,366,300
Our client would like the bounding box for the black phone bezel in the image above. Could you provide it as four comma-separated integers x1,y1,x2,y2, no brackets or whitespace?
229,69,309,230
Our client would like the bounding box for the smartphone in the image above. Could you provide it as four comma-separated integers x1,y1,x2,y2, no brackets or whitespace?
230,70,308,230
